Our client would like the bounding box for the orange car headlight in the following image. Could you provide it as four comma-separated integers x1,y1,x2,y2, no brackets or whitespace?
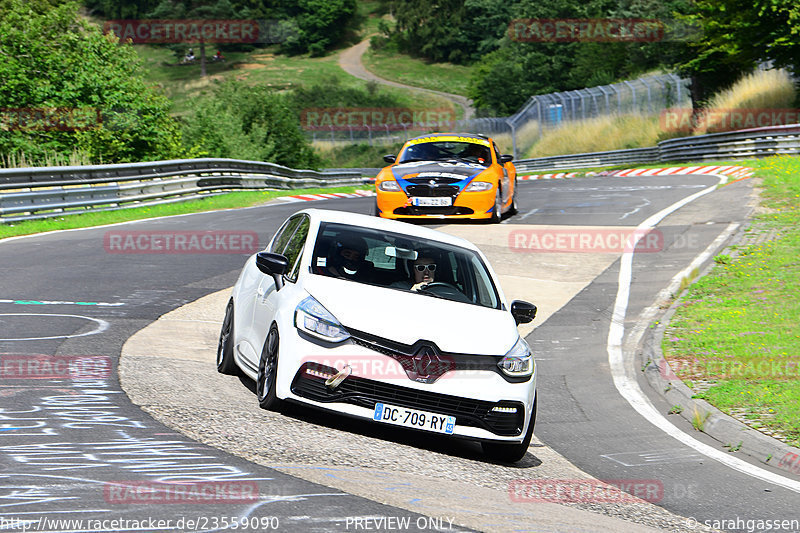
378,180,402,192
464,181,493,192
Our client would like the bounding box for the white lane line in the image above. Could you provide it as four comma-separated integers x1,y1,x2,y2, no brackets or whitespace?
0,299,124,307
606,174,800,494
0,313,109,341
619,198,651,221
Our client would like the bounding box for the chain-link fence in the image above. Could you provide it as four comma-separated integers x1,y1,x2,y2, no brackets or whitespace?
503,73,690,157
304,74,691,157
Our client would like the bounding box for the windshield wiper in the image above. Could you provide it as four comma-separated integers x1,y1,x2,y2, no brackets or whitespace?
415,288,449,300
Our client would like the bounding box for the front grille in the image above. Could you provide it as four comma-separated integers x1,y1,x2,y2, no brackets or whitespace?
291,362,524,436
393,206,474,216
407,177,462,185
405,185,460,197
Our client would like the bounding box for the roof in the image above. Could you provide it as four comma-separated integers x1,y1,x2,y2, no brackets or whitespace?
406,132,490,142
298,208,481,252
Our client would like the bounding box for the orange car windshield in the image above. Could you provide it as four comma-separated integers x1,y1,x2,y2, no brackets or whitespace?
398,141,492,166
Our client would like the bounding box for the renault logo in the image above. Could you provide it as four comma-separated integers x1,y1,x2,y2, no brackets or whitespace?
413,346,437,375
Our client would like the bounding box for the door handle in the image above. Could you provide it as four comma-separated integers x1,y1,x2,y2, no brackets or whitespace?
256,287,265,297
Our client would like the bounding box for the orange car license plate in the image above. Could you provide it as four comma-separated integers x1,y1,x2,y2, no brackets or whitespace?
411,197,452,207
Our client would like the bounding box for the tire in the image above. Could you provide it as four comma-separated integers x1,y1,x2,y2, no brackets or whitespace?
489,187,502,223
372,200,380,217
508,179,518,216
256,325,281,410
216,299,238,375
481,398,537,463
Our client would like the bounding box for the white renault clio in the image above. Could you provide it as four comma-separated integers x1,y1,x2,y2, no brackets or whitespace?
217,208,537,462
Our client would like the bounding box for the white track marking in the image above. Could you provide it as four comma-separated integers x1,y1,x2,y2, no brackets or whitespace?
607,173,800,493
0,313,109,341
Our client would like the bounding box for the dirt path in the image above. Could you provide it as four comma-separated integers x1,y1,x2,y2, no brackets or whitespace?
338,39,475,120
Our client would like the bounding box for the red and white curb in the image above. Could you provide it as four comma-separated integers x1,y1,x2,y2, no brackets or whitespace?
519,165,754,181
614,165,754,179
280,190,375,203
518,172,579,180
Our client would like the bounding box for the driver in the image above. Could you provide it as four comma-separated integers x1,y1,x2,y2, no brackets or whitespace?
391,255,437,291
410,256,436,291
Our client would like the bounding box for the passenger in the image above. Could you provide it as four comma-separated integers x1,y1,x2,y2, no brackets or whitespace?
327,236,370,280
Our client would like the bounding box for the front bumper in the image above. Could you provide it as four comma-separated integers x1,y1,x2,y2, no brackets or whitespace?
376,189,496,220
275,329,536,443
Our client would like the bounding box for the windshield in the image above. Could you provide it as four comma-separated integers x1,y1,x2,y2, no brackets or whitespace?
398,139,492,166
310,222,500,309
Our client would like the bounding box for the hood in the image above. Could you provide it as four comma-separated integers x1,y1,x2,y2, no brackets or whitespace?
303,274,518,356
391,161,488,193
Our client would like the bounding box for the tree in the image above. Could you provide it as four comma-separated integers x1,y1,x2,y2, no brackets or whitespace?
673,0,799,105
388,0,510,64
0,0,183,164
181,80,320,168
467,0,696,115
279,0,357,56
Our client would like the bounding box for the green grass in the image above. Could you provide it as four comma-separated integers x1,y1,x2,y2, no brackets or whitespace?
133,44,457,117
315,142,404,169
362,48,473,97
354,0,389,39
0,186,364,240
662,155,800,446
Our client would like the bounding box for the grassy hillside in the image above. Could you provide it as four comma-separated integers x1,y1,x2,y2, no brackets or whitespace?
134,45,457,117
362,48,473,97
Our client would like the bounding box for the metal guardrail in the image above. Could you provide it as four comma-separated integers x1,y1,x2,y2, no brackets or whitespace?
513,123,800,172
3,124,798,222
514,147,659,172
0,158,368,223
657,124,800,161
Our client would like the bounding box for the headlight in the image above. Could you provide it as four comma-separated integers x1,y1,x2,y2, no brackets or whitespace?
378,180,401,191
498,336,534,377
294,295,350,342
464,181,493,192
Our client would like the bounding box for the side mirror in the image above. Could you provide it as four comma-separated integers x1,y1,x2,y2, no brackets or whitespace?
256,252,289,290
499,154,514,164
510,300,537,325
383,154,397,164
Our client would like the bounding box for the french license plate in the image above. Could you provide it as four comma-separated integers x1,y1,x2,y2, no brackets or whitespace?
373,402,456,434
412,197,452,207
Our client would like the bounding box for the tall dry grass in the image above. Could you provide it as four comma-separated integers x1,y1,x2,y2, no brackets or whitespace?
493,120,541,156
0,149,94,168
524,114,665,158
693,69,796,134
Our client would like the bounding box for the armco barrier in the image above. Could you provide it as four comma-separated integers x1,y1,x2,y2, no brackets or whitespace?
514,147,659,173
3,124,798,222
514,123,800,172
0,158,369,223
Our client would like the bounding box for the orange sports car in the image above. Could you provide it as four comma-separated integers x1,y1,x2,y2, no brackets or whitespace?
374,133,518,222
